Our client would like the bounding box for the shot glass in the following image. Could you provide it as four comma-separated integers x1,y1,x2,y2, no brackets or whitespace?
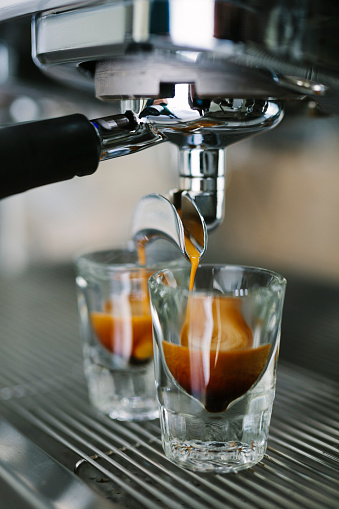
76,243,186,421
148,264,286,472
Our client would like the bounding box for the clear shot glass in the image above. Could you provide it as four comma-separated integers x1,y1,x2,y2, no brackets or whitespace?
76,243,185,421
148,265,286,472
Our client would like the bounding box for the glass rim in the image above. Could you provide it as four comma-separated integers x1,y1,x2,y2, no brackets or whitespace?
76,248,143,271
75,245,187,273
148,263,287,296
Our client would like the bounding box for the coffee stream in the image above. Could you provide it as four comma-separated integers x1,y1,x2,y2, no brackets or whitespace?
162,232,271,413
184,235,200,292
90,225,270,411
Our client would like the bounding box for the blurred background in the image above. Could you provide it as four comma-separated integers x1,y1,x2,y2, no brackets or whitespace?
1,17,339,283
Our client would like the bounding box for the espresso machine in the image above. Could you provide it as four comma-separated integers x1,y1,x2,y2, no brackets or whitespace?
1,0,338,237
0,2,338,509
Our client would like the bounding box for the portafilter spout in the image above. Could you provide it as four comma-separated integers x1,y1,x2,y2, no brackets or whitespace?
131,192,208,261
139,91,284,232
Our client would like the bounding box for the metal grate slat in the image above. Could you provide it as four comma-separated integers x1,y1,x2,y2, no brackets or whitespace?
8,403,161,509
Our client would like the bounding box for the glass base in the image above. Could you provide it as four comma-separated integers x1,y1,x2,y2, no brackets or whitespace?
85,360,158,421
163,439,266,473
107,401,159,422
156,357,275,472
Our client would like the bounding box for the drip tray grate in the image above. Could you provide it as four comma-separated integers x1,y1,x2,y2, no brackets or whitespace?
1,364,337,509
0,265,338,509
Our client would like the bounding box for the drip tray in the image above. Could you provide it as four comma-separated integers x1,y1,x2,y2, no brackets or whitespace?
0,265,338,509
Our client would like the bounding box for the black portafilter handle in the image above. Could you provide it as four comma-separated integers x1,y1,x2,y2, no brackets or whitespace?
0,112,137,200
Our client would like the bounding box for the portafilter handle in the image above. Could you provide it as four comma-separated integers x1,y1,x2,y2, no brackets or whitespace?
0,111,164,200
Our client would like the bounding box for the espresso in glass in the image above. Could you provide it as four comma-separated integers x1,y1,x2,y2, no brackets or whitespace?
149,264,286,472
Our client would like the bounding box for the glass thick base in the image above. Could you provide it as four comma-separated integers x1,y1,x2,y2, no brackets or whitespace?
163,439,266,473
157,373,274,473
85,360,158,421
107,400,159,422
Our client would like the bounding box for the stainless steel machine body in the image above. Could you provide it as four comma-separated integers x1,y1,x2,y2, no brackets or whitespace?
27,0,339,107
3,0,338,229
28,0,338,230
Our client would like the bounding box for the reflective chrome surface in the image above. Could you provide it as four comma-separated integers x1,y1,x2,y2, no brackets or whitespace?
1,0,333,231
0,0,82,21
139,90,284,149
145,91,283,230
91,112,165,160
92,89,283,231
31,0,339,112
0,417,114,509
131,192,207,260
1,0,338,228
